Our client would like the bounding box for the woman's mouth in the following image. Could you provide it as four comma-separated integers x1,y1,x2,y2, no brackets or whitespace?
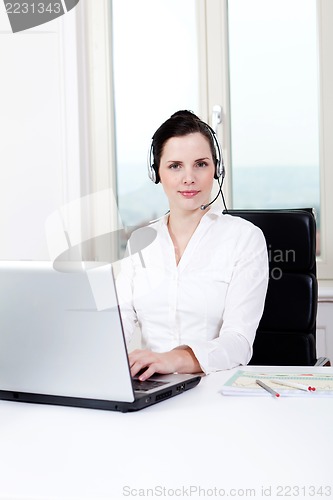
179,190,200,198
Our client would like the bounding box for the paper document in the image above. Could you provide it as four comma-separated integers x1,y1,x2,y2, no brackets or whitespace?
220,370,333,397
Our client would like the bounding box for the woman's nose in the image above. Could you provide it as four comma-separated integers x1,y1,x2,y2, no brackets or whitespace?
182,167,194,184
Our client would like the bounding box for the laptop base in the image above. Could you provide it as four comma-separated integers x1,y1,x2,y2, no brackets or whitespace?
0,375,201,412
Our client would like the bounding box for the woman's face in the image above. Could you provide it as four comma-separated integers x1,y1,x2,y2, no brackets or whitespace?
158,132,215,213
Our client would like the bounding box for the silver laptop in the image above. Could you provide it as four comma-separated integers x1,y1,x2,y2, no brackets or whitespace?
0,263,201,412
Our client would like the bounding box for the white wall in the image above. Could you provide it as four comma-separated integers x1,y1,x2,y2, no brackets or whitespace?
0,6,81,261
317,288,333,363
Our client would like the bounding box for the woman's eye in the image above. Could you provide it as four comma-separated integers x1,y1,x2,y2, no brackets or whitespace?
196,161,208,168
169,163,181,169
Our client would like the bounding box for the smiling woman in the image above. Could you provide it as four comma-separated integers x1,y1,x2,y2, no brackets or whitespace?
115,110,269,381
158,133,215,214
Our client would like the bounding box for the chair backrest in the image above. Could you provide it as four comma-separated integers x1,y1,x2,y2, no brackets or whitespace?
226,208,318,366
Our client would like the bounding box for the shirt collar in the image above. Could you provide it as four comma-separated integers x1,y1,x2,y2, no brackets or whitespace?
152,202,224,227
204,202,224,219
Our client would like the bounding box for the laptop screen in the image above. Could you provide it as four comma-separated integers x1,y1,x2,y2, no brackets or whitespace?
0,262,135,402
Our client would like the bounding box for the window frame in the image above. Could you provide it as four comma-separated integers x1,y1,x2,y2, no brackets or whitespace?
201,0,333,283
75,0,119,263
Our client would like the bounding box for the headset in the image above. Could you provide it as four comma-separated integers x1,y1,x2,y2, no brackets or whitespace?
147,122,225,184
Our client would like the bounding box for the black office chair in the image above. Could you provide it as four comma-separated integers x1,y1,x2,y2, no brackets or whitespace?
226,208,330,366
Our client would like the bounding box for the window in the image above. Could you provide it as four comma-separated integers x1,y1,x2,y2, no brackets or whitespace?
228,0,320,222
111,0,200,231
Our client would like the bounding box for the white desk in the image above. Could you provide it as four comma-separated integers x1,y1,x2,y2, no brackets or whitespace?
0,366,332,500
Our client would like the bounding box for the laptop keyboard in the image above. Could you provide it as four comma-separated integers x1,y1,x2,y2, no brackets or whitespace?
132,378,167,392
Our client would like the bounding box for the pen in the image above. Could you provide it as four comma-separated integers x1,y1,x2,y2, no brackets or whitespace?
256,379,280,398
270,379,316,392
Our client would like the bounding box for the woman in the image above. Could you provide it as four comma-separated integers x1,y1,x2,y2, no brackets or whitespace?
116,110,268,381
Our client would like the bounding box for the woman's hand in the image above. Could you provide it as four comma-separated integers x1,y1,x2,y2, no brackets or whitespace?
128,346,202,381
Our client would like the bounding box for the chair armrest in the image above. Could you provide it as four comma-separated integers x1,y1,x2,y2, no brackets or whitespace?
314,356,331,367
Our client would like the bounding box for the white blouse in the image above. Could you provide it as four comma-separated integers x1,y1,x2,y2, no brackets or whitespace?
116,205,269,374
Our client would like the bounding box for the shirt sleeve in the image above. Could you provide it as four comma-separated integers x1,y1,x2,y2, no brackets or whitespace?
187,224,269,374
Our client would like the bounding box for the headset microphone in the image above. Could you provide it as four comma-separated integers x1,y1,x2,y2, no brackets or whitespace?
200,194,220,211
200,165,228,211
200,175,225,210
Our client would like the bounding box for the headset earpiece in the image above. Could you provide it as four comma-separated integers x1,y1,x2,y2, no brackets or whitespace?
147,141,160,184
149,164,160,184
208,125,224,181
214,158,225,180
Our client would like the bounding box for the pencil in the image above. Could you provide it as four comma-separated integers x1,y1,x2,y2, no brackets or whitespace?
270,379,316,392
256,379,280,398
